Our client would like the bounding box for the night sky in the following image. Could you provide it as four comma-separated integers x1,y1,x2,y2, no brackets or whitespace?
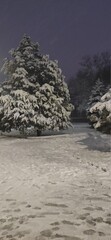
0,0,110,81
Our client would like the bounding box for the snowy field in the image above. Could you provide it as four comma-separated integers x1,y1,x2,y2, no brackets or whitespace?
0,123,111,240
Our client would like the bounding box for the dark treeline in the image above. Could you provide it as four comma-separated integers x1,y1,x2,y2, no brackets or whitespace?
68,51,110,120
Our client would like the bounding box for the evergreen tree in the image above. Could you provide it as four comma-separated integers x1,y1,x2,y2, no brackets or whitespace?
0,35,73,135
87,78,105,111
88,88,111,133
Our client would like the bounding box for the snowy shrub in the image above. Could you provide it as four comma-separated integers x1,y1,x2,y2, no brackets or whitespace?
0,35,73,135
88,88,111,133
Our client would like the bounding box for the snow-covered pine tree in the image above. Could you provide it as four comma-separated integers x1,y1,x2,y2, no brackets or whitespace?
0,35,73,135
87,78,105,111
88,88,111,133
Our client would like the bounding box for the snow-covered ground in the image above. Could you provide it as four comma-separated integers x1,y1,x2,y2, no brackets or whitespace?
0,123,111,240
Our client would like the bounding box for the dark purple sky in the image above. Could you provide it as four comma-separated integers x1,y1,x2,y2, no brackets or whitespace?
0,0,110,81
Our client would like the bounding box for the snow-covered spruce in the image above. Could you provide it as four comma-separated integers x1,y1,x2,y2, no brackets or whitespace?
0,35,73,135
88,88,111,133
87,79,105,112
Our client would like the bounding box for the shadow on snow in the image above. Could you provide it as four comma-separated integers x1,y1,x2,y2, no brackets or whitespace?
74,123,111,152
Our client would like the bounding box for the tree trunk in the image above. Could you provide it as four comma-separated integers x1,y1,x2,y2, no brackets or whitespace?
20,127,27,138
36,130,42,136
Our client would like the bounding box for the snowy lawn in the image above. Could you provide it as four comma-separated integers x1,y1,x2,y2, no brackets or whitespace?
0,123,111,240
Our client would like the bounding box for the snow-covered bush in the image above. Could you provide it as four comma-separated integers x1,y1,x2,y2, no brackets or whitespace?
88,88,111,133
0,35,73,135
